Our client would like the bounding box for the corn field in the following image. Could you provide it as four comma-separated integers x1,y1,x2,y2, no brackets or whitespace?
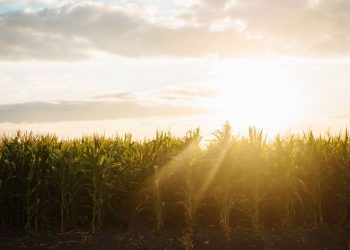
0,123,349,234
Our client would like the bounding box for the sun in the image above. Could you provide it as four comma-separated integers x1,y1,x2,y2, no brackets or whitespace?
201,59,302,134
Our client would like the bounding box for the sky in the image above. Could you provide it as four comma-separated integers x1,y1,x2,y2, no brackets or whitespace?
0,0,349,139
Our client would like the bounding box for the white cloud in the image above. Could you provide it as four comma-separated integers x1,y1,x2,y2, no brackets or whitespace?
308,0,323,9
173,0,200,8
0,0,349,60
209,17,246,32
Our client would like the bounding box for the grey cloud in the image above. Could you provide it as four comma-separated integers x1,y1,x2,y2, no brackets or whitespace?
0,101,206,123
0,26,90,60
200,0,228,8
0,1,349,60
93,92,134,100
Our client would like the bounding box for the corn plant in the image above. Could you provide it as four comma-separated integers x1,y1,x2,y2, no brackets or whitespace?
301,132,324,227
339,130,350,225
206,122,240,235
181,129,201,233
244,127,266,232
268,135,306,227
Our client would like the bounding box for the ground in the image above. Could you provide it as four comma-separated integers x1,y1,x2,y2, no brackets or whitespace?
0,227,349,249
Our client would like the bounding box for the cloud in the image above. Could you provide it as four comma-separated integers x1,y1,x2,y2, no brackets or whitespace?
0,0,349,60
331,114,350,120
0,0,58,3
92,83,219,103
0,100,207,123
0,3,264,60
93,92,134,100
156,83,219,100
200,0,228,8
0,0,56,4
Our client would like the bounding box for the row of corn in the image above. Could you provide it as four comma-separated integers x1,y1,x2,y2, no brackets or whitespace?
0,123,349,233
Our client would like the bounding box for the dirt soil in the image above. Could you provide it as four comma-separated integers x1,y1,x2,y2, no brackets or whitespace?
0,227,349,249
